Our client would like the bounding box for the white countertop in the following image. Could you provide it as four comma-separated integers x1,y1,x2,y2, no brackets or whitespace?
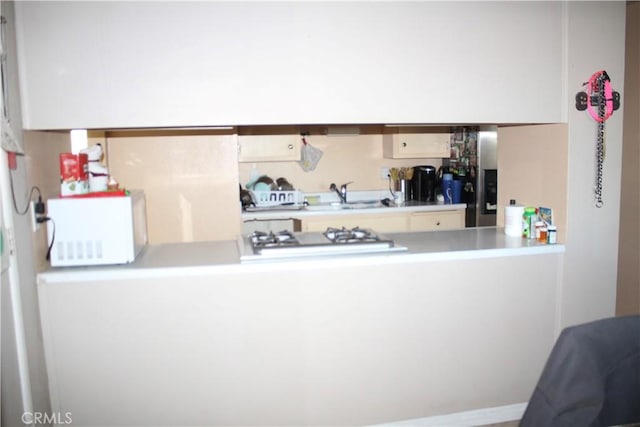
242,189,466,220
242,201,467,220
38,227,564,282
391,227,564,260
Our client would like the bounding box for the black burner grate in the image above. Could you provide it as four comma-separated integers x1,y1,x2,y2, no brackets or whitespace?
250,230,300,250
323,227,380,243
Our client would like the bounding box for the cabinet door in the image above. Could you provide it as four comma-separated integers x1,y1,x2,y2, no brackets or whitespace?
301,214,409,233
16,2,566,129
409,210,464,231
242,219,301,234
383,133,451,159
238,135,300,162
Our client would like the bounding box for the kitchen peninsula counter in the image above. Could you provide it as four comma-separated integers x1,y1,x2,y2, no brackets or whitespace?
37,227,564,427
38,227,563,280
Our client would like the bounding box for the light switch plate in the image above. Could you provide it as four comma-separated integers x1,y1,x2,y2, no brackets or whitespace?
380,167,390,180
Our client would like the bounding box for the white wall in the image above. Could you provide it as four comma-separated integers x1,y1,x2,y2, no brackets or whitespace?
561,1,626,327
0,2,51,425
2,1,630,423
37,252,563,426
14,1,564,129
617,2,640,316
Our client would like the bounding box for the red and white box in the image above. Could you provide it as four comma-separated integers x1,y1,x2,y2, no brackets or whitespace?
59,153,89,196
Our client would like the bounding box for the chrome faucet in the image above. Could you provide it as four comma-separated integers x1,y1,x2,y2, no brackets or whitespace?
329,182,351,204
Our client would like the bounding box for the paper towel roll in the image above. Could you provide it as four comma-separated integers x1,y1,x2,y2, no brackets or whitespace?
505,204,525,237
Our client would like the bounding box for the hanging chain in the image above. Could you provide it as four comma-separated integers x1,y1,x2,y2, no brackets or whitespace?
594,75,606,208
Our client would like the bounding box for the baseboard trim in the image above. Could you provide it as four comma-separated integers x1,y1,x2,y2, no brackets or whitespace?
370,402,527,427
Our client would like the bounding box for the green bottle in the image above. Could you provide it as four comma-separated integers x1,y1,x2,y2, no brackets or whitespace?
523,207,537,239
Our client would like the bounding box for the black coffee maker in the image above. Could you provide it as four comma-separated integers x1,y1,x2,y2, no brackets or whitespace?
411,165,437,202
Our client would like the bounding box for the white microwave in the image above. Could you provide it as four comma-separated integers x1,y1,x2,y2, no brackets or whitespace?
46,190,148,267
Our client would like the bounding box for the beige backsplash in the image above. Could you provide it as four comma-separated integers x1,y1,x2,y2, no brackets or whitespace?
497,124,568,243
24,125,568,248
23,130,72,272
100,128,443,243
237,133,443,193
25,127,446,246
105,131,241,244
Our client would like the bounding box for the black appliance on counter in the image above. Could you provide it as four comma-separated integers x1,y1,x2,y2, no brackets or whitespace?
411,165,437,202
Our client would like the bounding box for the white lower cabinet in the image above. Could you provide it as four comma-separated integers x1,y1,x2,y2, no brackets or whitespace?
300,214,409,233
299,209,465,233
242,219,300,234
409,210,465,231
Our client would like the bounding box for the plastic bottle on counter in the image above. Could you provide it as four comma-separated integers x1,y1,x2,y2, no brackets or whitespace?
504,199,524,237
547,225,557,244
522,207,537,239
535,221,547,243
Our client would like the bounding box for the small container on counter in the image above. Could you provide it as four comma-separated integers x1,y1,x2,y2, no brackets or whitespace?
547,225,557,244
535,221,547,243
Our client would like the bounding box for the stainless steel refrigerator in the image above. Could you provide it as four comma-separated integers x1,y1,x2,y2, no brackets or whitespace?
474,129,498,227
447,126,497,227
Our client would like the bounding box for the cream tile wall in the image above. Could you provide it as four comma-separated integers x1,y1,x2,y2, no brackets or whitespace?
34,126,578,249
24,131,71,271
25,126,572,248
497,124,568,243
103,128,444,244
105,131,241,244
237,127,443,193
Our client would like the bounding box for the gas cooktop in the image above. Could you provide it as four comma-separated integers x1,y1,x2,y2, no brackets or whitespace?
238,227,407,262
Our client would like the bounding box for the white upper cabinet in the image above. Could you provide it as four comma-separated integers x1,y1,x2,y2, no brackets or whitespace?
238,134,301,162
383,132,451,159
15,2,564,130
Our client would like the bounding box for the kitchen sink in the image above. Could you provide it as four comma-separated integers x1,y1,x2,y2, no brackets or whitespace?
305,200,384,211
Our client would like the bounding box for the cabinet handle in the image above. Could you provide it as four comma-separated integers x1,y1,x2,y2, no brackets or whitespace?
288,144,294,150
436,221,440,226
402,142,407,147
